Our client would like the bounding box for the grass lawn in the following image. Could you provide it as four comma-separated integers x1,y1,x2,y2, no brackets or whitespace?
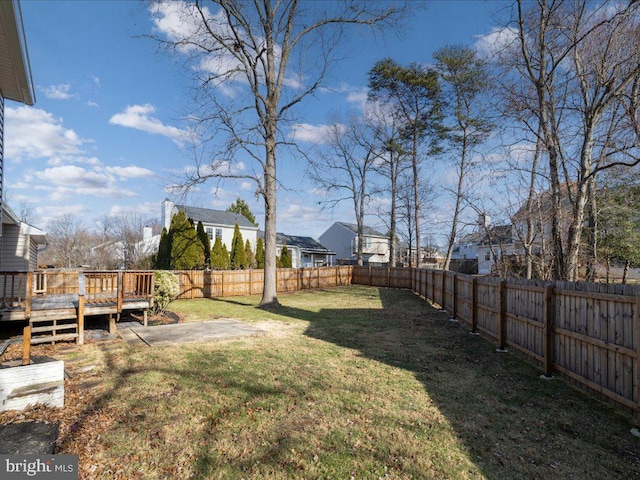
2,285,640,479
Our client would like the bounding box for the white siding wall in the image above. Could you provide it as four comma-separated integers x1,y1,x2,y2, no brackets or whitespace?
204,224,257,253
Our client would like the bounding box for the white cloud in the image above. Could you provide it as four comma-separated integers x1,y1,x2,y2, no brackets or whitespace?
40,83,74,100
289,123,342,144
150,1,298,97
108,201,158,218
90,75,101,88
87,101,99,108
109,104,189,145
5,106,83,162
104,165,157,180
474,27,519,59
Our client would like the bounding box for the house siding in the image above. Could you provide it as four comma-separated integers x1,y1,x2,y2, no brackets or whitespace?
318,223,352,263
0,223,29,271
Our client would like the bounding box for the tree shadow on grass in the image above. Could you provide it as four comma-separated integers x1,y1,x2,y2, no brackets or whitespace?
53,286,640,479
274,286,640,479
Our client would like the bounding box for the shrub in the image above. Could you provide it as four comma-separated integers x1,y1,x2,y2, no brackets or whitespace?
153,270,180,313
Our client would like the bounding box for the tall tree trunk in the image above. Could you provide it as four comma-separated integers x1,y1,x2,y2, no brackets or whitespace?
444,139,467,271
389,155,398,267
584,178,598,282
412,133,421,268
260,131,279,307
524,126,544,279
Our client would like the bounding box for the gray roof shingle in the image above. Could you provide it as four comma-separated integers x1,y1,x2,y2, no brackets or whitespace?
176,205,257,229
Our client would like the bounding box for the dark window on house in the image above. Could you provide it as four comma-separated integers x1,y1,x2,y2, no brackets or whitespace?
206,227,214,241
215,228,222,240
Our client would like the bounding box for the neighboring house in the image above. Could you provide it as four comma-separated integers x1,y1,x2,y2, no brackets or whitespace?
259,231,335,268
0,1,37,262
451,225,518,275
162,199,258,251
319,222,390,266
91,227,159,269
0,204,46,270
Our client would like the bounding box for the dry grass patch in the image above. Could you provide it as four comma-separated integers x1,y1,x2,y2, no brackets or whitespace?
1,286,639,479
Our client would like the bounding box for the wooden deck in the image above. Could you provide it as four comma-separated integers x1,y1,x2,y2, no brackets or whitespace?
0,270,155,344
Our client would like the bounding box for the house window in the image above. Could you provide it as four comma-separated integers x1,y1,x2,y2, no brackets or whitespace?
215,228,222,240
485,250,490,261
206,228,214,241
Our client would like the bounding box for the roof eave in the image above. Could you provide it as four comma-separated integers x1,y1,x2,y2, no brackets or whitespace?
0,1,35,105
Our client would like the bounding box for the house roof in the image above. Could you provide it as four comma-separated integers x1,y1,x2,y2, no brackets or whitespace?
176,204,258,229
1,204,46,244
259,231,335,255
0,1,34,105
277,233,335,255
480,225,513,246
337,222,387,238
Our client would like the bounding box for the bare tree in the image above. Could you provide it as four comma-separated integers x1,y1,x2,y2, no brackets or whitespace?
434,45,494,271
496,0,640,280
368,104,409,268
309,112,382,266
149,1,405,307
41,213,91,268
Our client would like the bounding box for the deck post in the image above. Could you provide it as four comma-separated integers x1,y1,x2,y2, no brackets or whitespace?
117,271,124,313
77,294,85,345
25,272,33,317
77,273,85,345
143,309,148,327
109,314,117,335
22,326,31,365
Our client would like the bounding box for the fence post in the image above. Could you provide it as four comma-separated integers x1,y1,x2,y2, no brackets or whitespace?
542,284,555,377
77,294,85,345
470,277,479,335
387,267,391,288
431,270,435,303
450,273,458,321
496,280,507,352
636,293,640,427
441,271,446,311
369,266,372,286
221,271,225,297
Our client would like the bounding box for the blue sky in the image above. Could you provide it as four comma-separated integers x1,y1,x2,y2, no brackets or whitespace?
6,0,508,241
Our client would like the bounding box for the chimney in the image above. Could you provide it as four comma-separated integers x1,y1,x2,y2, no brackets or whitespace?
161,199,175,231
143,226,152,241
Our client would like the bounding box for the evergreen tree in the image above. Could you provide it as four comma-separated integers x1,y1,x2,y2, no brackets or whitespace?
255,237,265,269
154,227,172,269
211,236,230,270
227,198,258,227
245,239,256,269
170,211,204,269
222,243,230,270
280,244,292,268
196,221,211,267
230,223,247,269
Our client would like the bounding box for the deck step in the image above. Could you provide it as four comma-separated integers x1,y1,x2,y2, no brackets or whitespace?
31,333,78,345
30,323,78,334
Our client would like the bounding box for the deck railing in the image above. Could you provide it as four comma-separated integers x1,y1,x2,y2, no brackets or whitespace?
0,272,30,309
0,270,155,313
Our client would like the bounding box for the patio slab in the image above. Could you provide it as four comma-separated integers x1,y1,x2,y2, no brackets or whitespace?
120,320,265,347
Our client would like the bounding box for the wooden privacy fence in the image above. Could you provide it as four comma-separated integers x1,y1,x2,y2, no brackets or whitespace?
402,268,640,416
172,266,353,299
